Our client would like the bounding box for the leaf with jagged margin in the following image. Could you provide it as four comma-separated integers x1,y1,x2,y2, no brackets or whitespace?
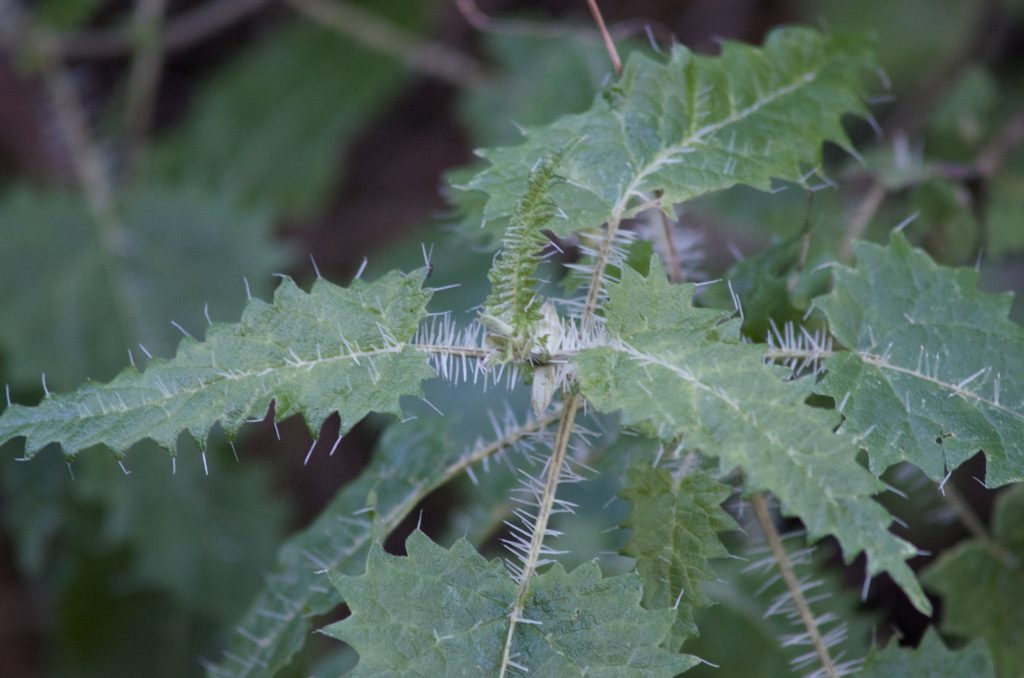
147,1,425,218
0,183,288,391
323,530,698,676
922,484,1024,677
619,464,737,649
210,414,557,677
452,27,871,238
860,629,995,678
574,261,930,614
0,269,432,460
816,234,1024,486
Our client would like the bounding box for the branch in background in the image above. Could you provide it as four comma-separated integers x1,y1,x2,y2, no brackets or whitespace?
840,180,886,262
285,0,484,88
751,493,840,678
121,0,169,177
58,0,276,59
940,481,1021,574
585,0,622,77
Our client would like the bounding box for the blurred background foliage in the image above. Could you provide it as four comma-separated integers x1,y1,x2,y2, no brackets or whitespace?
0,0,1021,675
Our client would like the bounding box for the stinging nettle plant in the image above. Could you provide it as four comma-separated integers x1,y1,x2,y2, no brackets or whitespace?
2,23,1021,678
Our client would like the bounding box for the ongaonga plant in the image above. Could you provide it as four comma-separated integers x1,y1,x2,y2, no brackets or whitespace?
1,25,1020,677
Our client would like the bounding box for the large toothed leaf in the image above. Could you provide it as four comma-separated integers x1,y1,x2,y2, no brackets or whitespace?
455,27,871,237
922,484,1024,677
210,418,498,677
859,629,995,678
816,234,1024,486
0,270,432,459
323,530,697,676
575,261,929,614
619,464,737,649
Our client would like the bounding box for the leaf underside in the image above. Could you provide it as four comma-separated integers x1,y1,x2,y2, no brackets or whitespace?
923,484,1024,677
0,270,433,460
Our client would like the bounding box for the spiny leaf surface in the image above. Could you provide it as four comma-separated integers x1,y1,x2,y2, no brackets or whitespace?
210,418,503,677
619,464,737,648
323,530,697,676
860,629,995,678
817,234,1024,485
456,27,871,236
575,262,929,613
0,270,432,459
922,484,1024,677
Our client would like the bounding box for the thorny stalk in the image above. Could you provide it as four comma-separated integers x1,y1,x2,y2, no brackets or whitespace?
751,493,840,678
498,394,582,677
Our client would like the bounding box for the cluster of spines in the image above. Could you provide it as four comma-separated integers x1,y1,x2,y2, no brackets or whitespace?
763,319,834,378
743,519,863,677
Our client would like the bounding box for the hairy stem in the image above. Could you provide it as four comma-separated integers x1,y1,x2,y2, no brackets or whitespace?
499,394,582,677
285,0,484,87
751,493,839,678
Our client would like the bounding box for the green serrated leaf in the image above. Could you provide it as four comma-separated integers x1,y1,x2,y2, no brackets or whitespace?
860,628,995,678
211,414,547,677
0,269,432,459
619,464,737,648
0,183,287,390
455,27,871,238
324,530,698,676
574,260,929,614
816,234,1024,486
923,484,1024,677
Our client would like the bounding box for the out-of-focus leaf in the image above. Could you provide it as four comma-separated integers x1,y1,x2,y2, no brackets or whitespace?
458,31,619,147
0,183,287,390
0,441,288,678
147,7,423,218
926,68,999,160
620,464,737,648
860,629,995,678
987,171,1024,258
35,0,105,29
923,484,1024,677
